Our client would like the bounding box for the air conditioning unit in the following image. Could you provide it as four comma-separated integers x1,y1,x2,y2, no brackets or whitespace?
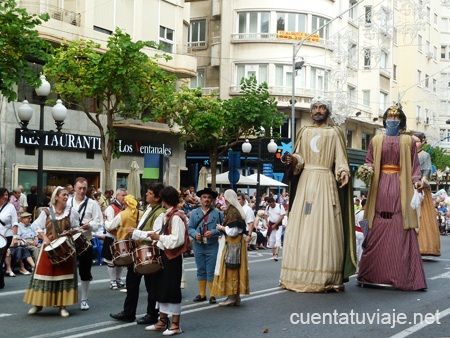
426,52,433,59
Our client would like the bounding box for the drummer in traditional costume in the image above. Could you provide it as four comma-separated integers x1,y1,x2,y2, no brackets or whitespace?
145,186,189,336
23,186,80,317
280,96,356,293
110,183,165,325
105,194,142,245
103,188,127,290
413,132,441,257
357,106,427,290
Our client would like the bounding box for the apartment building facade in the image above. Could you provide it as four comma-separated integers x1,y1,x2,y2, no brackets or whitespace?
187,0,450,151
1,0,197,192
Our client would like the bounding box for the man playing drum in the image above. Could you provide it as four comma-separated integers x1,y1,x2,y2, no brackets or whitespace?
110,183,165,325
103,188,127,290
68,177,103,311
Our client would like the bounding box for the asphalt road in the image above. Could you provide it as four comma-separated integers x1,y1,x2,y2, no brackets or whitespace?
1,237,450,338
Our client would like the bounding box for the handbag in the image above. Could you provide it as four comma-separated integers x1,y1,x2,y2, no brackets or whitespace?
224,242,241,268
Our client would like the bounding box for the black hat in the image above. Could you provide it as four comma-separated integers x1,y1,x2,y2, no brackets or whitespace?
196,187,218,199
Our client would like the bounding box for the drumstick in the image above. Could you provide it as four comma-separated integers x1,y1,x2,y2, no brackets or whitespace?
79,219,93,230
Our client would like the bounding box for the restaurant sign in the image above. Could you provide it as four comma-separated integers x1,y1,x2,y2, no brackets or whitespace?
15,129,172,156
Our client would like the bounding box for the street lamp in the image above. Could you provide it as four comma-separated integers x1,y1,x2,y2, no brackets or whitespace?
241,133,278,209
290,0,365,146
17,75,67,205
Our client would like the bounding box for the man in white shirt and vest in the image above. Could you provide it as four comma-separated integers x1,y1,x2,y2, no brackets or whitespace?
103,188,127,290
68,177,103,311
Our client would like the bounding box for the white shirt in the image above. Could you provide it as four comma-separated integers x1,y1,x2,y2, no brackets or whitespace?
266,203,286,224
69,196,103,240
0,203,19,237
19,193,28,212
104,203,124,238
355,209,364,228
155,207,185,251
242,204,255,231
224,225,242,237
131,205,165,244
104,205,117,222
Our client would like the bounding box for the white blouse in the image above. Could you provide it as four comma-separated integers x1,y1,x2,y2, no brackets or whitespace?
131,212,165,244
0,203,19,237
32,206,80,233
156,207,186,251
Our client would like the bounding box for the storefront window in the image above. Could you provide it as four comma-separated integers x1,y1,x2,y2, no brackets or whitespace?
17,169,100,194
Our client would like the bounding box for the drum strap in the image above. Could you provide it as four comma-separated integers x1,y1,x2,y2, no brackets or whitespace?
0,203,7,226
49,206,62,235
73,197,89,227
194,208,213,234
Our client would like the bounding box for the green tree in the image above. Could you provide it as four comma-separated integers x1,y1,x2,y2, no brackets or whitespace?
0,0,51,101
44,28,176,189
423,144,450,171
154,76,287,189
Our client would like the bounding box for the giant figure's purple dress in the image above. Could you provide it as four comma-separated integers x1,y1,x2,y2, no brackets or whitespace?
357,135,427,291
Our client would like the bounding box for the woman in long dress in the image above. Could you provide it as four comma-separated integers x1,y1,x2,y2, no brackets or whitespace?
213,189,249,306
413,132,440,256
23,186,80,317
357,106,427,291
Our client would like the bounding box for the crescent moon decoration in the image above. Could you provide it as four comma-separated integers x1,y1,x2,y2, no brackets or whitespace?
310,135,321,153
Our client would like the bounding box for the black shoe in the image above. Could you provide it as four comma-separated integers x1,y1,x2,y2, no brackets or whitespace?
110,312,136,322
193,295,207,302
137,314,159,325
209,296,217,304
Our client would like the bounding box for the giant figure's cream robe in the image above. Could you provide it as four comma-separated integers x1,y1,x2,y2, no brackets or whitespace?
280,125,355,292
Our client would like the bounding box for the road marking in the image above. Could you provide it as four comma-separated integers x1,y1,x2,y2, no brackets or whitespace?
429,268,450,280
28,322,117,338
26,287,287,338
389,307,450,338
184,256,278,272
1,256,275,296
0,314,12,318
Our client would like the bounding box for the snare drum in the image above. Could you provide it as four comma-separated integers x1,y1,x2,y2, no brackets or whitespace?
72,232,91,256
0,234,6,249
132,245,163,275
111,239,136,266
44,237,75,265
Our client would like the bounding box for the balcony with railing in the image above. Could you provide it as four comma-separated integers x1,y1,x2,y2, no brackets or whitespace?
230,33,327,46
229,84,329,99
187,41,207,52
17,1,80,26
201,87,220,96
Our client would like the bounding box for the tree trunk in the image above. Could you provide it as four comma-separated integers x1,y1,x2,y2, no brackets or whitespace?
104,155,112,191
